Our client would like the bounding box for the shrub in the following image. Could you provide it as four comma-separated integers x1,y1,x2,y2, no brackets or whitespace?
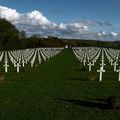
107,96,120,109
0,72,6,81
87,74,98,81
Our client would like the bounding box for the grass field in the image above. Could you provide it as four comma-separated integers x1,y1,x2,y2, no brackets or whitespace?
0,48,120,120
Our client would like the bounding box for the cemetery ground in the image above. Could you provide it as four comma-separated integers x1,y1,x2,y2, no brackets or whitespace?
0,48,120,120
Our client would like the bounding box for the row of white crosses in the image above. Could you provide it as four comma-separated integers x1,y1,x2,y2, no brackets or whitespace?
97,49,106,82
105,49,119,71
0,52,4,61
73,47,105,81
104,48,120,81
0,48,63,73
96,48,120,82
73,47,120,82
88,49,101,71
3,52,9,73
73,47,101,72
95,48,120,82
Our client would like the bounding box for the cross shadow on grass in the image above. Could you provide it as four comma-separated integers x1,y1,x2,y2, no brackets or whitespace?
55,98,110,110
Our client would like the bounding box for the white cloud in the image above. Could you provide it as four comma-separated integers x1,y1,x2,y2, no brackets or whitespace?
58,23,67,30
20,11,56,29
68,22,82,28
66,22,88,32
97,33,102,36
101,31,106,35
25,10,52,26
0,5,55,27
58,22,88,34
0,5,19,23
82,26,88,31
110,32,118,37
96,31,119,41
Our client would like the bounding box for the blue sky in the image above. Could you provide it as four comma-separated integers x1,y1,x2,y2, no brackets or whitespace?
1,0,120,23
0,0,120,40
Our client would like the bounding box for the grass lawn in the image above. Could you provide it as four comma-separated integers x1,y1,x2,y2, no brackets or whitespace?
0,48,120,120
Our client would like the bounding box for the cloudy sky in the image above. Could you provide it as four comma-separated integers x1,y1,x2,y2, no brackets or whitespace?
0,0,120,40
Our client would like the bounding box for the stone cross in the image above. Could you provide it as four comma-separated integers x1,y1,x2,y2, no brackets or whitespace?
97,66,105,82
116,67,120,81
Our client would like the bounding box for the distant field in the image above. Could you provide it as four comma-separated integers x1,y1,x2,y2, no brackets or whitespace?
0,48,120,120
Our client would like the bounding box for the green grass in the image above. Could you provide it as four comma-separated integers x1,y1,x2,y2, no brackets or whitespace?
0,48,120,120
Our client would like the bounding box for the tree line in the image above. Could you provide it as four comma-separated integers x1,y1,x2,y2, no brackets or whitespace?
0,18,119,50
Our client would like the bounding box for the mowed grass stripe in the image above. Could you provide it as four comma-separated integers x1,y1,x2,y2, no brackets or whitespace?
0,48,120,120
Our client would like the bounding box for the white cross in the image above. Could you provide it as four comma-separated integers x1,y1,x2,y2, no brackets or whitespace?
100,62,106,68
25,59,28,64
92,59,95,66
94,58,97,62
88,62,93,71
13,60,16,67
22,59,25,67
80,58,83,63
109,59,113,66
113,62,118,71
101,59,105,64
116,56,119,62
15,63,21,73
97,67,105,82
83,59,86,66
87,57,90,62
0,52,4,61
4,59,8,64
18,58,21,64
116,67,120,81
3,62,9,73
30,61,34,67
